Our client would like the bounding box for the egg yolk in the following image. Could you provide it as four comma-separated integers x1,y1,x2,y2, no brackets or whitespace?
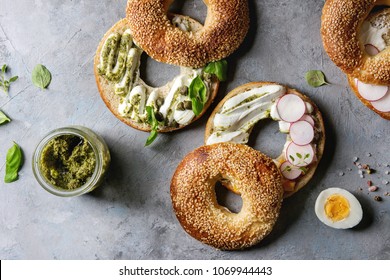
324,194,350,222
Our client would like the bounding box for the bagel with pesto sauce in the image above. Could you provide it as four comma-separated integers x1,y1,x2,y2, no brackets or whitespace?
94,16,219,134
204,82,325,197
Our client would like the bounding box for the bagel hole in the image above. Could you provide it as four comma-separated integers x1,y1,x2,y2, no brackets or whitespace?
139,55,181,88
168,0,207,25
215,181,243,214
249,119,286,159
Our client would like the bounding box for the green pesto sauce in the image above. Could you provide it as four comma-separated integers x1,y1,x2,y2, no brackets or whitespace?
40,135,96,190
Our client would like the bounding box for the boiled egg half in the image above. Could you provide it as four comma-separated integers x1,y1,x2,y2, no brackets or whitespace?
315,188,363,229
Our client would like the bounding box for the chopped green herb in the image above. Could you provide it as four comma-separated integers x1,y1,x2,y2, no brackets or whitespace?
305,70,329,87
189,75,207,116
145,106,159,146
204,60,228,82
296,153,302,159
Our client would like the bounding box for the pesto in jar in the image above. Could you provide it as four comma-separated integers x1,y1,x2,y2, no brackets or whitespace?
39,135,96,190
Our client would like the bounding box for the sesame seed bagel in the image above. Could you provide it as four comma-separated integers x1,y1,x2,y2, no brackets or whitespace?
321,0,390,84
204,82,325,198
171,142,283,250
347,75,390,120
94,18,219,133
126,0,250,68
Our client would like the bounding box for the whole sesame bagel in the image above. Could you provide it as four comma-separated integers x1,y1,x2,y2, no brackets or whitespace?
321,0,390,85
126,0,250,68
170,142,283,250
94,17,219,133
347,75,390,120
204,82,325,198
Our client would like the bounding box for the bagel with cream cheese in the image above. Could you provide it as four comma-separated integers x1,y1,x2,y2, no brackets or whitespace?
321,0,390,85
94,17,219,134
171,142,283,250
204,82,325,197
126,0,250,68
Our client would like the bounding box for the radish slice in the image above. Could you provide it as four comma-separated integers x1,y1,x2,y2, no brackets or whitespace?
276,94,306,122
280,161,302,180
290,120,314,146
286,142,315,167
357,80,388,101
371,91,390,112
365,44,380,56
299,114,315,127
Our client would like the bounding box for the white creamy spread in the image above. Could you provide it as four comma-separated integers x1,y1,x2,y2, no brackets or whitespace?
360,18,389,52
206,85,286,145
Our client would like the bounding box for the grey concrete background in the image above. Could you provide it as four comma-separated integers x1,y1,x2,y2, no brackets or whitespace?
0,0,389,260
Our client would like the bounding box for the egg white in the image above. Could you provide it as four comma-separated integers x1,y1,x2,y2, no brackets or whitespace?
315,187,363,229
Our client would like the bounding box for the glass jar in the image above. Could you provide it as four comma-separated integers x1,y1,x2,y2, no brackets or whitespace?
32,126,111,197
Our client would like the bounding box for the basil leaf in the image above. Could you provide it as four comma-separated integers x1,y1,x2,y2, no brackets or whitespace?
4,142,23,183
32,64,52,89
189,75,207,116
145,106,159,146
2,64,7,73
9,76,18,83
204,60,228,81
305,70,329,87
0,110,11,124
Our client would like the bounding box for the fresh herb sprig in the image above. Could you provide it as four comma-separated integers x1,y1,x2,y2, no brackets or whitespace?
145,106,159,146
0,110,11,125
189,75,207,116
0,64,18,95
305,70,329,87
32,64,52,89
204,60,228,82
5,142,23,183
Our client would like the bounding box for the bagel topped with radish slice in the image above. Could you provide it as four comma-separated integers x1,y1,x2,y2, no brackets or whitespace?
205,82,325,197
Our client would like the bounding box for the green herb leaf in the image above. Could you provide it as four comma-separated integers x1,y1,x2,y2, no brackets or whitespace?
305,70,329,88
299,167,308,174
304,153,310,159
9,76,18,83
289,155,295,162
0,110,11,125
0,64,18,95
145,106,159,146
2,64,7,73
32,64,52,89
189,75,207,116
204,60,228,82
4,142,23,183
296,153,302,159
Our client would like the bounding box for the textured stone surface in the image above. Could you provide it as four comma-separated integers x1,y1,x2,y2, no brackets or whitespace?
0,0,389,260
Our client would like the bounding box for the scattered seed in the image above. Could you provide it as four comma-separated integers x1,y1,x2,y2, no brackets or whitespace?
347,168,352,171
384,192,390,196
353,157,359,162
360,174,364,178
358,170,364,175
385,171,390,175
367,180,372,186
367,153,372,157
383,180,389,185
339,172,344,176
374,196,382,202
368,186,378,192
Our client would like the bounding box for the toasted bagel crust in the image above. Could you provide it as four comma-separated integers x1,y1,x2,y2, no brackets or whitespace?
126,0,250,68
347,75,390,120
321,0,390,84
204,82,326,198
94,18,219,132
171,143,283,250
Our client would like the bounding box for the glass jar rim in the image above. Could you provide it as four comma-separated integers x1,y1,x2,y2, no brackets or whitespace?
32,126,104,197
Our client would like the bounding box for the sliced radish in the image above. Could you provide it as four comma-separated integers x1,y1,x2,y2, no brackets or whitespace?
280,161,302,180
371,91,390,112
357,80,388,101
290,120,314,146
276,94,306,122
364,44,380,56
299,114,315,127
286,142,315,167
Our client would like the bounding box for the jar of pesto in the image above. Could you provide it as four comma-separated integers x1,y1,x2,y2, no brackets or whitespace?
32,126,111,197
